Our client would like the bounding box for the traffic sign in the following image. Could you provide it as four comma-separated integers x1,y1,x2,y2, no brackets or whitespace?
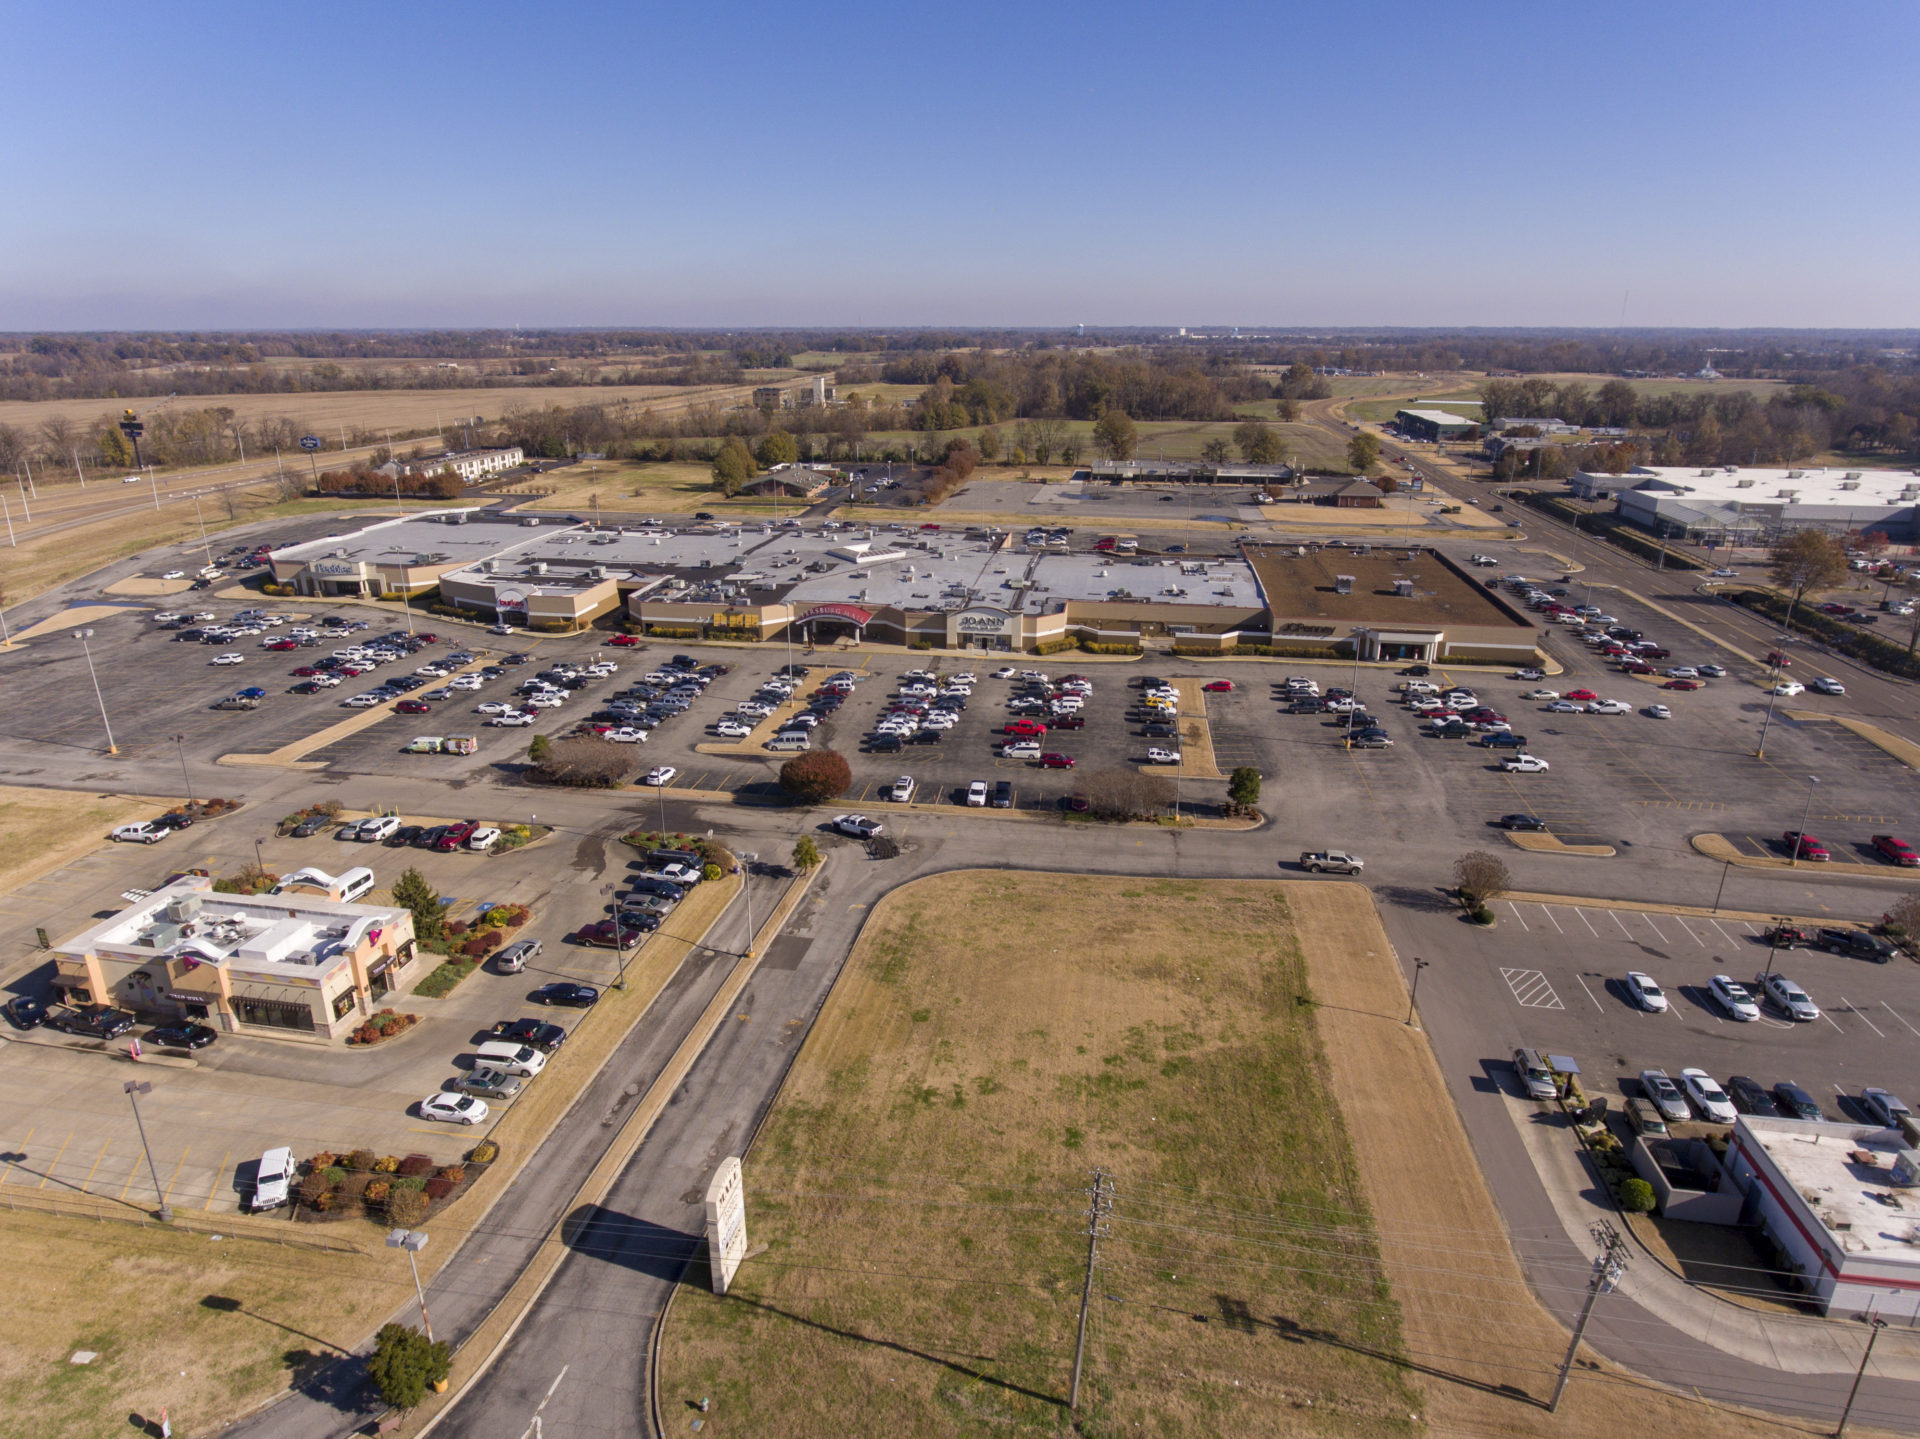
298,436,322,452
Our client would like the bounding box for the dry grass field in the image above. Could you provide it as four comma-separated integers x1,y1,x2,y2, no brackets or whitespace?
496,460,790,517
658,872,1421,1438
0,381,749,443
0,786,172,894
661,874,1893,1439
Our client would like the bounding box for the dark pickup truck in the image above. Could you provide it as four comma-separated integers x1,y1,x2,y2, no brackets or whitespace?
46,1005,137,1040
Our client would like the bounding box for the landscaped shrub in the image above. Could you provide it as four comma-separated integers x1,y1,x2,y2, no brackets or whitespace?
1619,1178,1657,1213
322,1166,348,1187
347,1149,378,1172
374,1155,400,1173
479,903,530,929
308,1151,337,1171
398,1154,435,1178
460,936,491,959
424,1176,455,1202
336,1172,372,1206
437,1164,466,1184
298,1172,330,1206
365,1179,392,1206
469,1141,499,1164
447,920,470,937
1470,904,1495,925
387,1187,429,1227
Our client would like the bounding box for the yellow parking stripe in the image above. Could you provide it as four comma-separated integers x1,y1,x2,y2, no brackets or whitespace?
78,1139,111,1193
163,1145,192,1203
203,1147,232,1212
37,1131,71,1189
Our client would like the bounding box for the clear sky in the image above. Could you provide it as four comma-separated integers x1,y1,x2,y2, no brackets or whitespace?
6,1,1917,330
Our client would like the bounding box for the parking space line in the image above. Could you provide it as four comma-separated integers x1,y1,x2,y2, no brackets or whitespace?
1575,974,1605,1012
1639,913,1670,944
162,1146,192,1203
1536,905,1564,934
2,1126,35,1184
203,1147,232,1212
1842,998,1886,1038
78,1139,111,1193
115,1151,147,1200
1608,911,1635,940
1503,902,1530,932
1879,1001,1920,1038
1822,1011,1845,1034
1705,919,1744,945
1571,908,1601,938
1671,917,1709,947
36,1131,72,1189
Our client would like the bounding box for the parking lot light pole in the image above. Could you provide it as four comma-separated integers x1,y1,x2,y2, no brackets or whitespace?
172,735,194,804
253,837,266,875
1835,1310,1888,1437
75,629,117,754
1790,776,1820,867
737,852,757,958
1762,917,1792,987
123,1080,171,1221
386,1229,433,1340
1406,958,1429,1026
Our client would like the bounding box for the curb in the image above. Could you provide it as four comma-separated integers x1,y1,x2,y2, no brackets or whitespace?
1690,832,1920,883
1503,832,1616,858
1500,889,1865,928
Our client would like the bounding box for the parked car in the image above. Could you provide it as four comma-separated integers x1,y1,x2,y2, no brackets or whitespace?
1512,1047,1557,1101
144,1021,217,1050
489,1016,567,1050
496,939,542,974
1681,1068,1738,1123
1771,1082,1825,1121
530,982,600,1008
1708,974,1761,1022
642,766,677,787
46,1005,137,1040
1781,830,1829,862
1859,1088,1914,1128
1726,1076,1780,1117
1624,971,1668,1012
111,821,169,845
1810,677,1846,695
419,1093,490,1126
832,815,884,838
1872,834,1919,867
1638,1069,1690,1124
1145,747,1182,764
3,994,48,1029
1758,972,1820,1021
1500,754,1549,773
454,1066,525,1100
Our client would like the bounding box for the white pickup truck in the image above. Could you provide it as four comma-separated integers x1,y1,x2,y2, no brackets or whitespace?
1300,851,1365,875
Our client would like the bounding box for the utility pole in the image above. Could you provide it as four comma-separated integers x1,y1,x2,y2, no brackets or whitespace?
1069,1168,1114,1411
1835,1309,1888,1437
1549,1220,1627,1413
124,1080,172,1221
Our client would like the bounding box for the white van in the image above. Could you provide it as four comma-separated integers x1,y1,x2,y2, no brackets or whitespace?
766,733,810,752
1001,741,1041,760
336,866,376,904
474,1041,547,1077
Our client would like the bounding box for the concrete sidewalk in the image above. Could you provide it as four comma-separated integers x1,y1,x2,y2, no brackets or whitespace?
1500,1089,1920,1379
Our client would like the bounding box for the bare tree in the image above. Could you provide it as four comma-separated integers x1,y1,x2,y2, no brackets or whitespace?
1454,851,1512,910
1768,529,1848,634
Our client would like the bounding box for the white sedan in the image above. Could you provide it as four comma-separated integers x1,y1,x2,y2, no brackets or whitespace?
992,667,1018,679
477,701,513,716
642,766,677,787
420,1093,490,1126
1545,699,1582,713
1646,704,1672,719
210,652,245,665
1680,1069,1736,1124
1501,754,1550,773
1624,971,1669,1013
450,675,485,691
1586,699,1631,715
1521,689,1559,701
712,720,753,738
1773,681,1805,697
161,570,185,580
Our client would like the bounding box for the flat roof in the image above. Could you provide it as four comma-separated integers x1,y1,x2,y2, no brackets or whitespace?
1242,544,1534,631
1741,1117,1920,1265
1397,408,1480,428
59,876,401,980
273,511,550,568
1600,465,1920,510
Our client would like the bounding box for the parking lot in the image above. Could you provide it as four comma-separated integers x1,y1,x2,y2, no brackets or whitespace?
0,792,733,1215
1402,896,1920,1126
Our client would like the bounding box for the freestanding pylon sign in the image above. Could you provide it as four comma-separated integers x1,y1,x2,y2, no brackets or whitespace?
705,1157,748,1295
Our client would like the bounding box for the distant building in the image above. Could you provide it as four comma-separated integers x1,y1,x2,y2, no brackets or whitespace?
1575,465,1920,544
1395,408,1480,442
753,377,835,411
1330,479,1387,508
404,447,524,483
742,465,835,500
1086,460,1296,486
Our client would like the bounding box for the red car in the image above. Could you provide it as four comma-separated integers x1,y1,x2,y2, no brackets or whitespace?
606,634,641,647
1037,753,1076,769
416,633,439,644
435,821,478,851
292,666,321,677
1767,650,1792,668
1202,680,1234,693
1621,662,1656,675
1782,831,1830,862
396,699,431,714
1050,714,1086,730
1566,688,1598,702
265,638,299,651
1873,834,1919,867
1662,679,1702,691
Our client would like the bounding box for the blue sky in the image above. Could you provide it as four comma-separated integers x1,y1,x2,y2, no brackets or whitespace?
6,1,1917,329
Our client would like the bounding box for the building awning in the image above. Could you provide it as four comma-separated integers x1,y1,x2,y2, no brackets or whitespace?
798,604,873,627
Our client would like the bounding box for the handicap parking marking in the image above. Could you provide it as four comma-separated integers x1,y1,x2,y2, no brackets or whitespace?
1500,967,1565,1010
1840,997,1886,1038
1879,1001,1920,1038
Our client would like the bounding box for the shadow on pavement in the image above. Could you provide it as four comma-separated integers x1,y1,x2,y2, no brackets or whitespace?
561,1205,702,1283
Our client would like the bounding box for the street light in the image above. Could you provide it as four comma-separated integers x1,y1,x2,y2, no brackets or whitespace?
386,1228,434,1341
75,629,117,754
123,1080,171,1221
738,851,757,959
1406,958,1430,1026
173,735,194,805
1789,776,1820,867
253,837,266,875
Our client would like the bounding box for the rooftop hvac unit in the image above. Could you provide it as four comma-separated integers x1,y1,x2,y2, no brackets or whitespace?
590,565,607,579
1846,472,1863,481
1735,479,1755,488
1334,574,1354,595
445,511,469,525
531,562,548,575
1393,579,1415,597
164,895,203,924
1839,480,1861,491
